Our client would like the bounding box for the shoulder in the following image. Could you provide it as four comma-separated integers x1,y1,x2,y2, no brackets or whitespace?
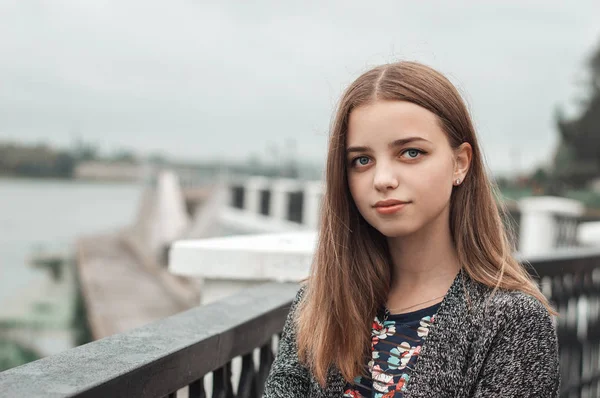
291,282,309,306
283,282,309,327
477,286,556,338
460,272,554,325
484,288,551,319
463,284,560,396
467,283,559,376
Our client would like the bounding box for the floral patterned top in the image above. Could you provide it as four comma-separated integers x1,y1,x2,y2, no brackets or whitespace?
343,302,440,398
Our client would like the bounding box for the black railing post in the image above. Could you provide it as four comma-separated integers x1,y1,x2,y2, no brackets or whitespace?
212,362,234,398
527,249,600,398
237,352,258,398
189,378,206,398
256,340,275,394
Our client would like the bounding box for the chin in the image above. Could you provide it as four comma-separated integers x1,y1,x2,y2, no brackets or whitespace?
372,222,421,238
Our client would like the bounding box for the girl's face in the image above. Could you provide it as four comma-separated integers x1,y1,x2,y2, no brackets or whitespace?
346,100,469,238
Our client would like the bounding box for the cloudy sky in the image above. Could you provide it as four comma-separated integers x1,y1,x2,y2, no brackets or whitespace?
1,1,599,175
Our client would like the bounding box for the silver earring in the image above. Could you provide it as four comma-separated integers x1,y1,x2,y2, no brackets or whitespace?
455,178,461,185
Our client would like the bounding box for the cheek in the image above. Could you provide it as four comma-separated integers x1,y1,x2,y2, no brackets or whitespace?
347,175,363,203
413,161,454,204
347,175,371,212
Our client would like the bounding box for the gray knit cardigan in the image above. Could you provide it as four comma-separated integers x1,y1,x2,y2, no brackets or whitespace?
263,270,560,397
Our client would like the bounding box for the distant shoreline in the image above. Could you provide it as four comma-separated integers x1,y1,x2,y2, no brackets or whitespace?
0,175,140,185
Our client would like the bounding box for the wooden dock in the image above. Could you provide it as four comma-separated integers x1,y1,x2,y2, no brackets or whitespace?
76,231,201,340
74,182,213,341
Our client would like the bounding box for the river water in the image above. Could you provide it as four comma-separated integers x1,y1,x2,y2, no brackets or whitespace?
0,178,143,304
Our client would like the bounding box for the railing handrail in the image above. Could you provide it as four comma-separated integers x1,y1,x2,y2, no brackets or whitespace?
0,282,299,398
517,246,600,277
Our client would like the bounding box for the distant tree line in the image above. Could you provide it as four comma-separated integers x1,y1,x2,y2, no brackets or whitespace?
0,137,324,181
0,140,141,179
0,142,76,178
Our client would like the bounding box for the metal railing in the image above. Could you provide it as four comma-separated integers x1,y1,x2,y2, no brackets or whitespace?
522,247,600,398
1,250,599,397
0,283,299,398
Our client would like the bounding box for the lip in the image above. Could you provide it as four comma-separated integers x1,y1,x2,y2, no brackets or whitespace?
374,199,410,207
373,199,410,215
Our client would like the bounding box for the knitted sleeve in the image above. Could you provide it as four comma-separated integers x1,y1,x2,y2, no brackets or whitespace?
262,285,310,398
470,292,560,397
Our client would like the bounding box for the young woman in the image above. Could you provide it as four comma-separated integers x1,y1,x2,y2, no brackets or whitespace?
262,61,560,398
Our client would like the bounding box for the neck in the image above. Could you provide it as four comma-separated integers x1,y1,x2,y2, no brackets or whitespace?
386,207,461,309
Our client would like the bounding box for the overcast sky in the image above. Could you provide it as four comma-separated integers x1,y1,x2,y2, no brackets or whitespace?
1,1,599,175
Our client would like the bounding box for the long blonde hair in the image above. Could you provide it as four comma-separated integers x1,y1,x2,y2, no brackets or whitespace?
296,61,555,387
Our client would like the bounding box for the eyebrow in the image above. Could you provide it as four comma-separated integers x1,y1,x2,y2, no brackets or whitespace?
346,136,432,154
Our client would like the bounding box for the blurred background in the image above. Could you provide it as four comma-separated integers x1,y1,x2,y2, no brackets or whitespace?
2,0,600,375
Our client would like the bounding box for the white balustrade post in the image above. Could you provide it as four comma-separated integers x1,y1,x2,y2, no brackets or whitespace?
518,196,584,256
303,180,324,228
578,222,600,246
270,179,301,222
244,177,270,215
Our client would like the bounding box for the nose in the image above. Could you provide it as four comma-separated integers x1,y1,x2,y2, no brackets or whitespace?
373,164,399,192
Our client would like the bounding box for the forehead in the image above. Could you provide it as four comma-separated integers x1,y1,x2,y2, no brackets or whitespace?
346,100,445,146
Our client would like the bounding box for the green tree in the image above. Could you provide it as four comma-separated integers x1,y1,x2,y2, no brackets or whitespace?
554,37,600,188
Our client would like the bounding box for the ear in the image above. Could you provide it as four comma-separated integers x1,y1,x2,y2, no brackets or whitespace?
453,142,472,184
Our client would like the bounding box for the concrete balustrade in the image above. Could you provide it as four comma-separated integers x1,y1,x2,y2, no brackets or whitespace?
222,177,322,228
174,180,600,308
518,196,585,256
169,231,316,304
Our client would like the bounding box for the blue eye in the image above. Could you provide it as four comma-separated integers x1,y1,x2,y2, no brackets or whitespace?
351,156,371,167
402,149,424,159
